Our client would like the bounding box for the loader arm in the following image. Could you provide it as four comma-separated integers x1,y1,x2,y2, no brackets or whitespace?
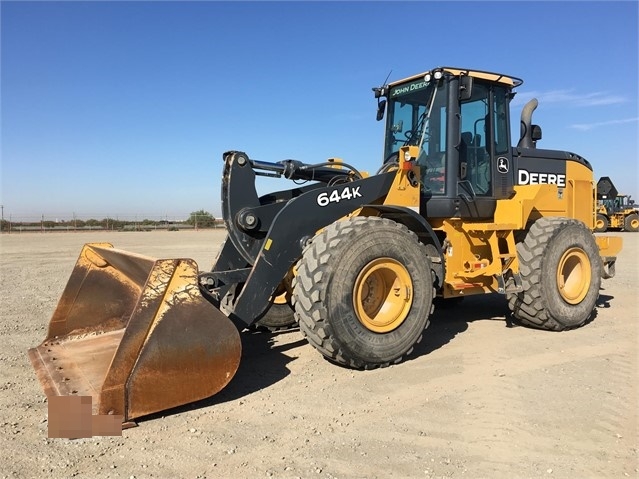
201,151,397,326
220,152,327,265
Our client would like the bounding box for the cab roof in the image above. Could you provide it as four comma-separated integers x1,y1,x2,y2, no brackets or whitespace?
389,67,524,88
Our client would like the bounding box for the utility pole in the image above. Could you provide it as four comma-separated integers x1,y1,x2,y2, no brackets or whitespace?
1,204,4,233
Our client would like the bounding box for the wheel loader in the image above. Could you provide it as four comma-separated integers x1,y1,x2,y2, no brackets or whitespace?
595,176,639,232
28,67,623,427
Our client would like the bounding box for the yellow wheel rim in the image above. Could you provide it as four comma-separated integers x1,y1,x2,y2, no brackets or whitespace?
273,292,288,305
353,258,412,333
595,218,605,229
630,218,639,230
271,274,293,305
556,247,591,304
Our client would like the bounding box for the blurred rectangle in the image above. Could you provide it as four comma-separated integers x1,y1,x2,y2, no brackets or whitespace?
48,396,122,438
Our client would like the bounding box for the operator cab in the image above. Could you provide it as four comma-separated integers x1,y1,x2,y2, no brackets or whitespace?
374,67,523,219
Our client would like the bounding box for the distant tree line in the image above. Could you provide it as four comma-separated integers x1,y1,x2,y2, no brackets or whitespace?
0,211,222,232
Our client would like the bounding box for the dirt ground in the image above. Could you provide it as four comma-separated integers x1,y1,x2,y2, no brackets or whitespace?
0,229,637,479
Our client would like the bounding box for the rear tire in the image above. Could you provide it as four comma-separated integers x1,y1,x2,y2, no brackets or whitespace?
594,214,608,233
507,217,601,331
292,217,434,369
624,214,639,232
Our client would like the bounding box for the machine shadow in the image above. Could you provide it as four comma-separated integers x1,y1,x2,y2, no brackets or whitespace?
140,290,614,424
412,289,614,361
411,294,512,359
596,292,615,308
137,329,304,425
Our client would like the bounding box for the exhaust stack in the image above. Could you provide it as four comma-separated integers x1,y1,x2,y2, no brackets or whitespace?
517,98,539,149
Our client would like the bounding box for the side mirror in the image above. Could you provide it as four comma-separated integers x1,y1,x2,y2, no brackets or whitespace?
376,99,387,121
459,76,473,101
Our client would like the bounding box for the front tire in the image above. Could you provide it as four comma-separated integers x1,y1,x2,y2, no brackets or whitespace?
507,217,601,331
292,217,434,369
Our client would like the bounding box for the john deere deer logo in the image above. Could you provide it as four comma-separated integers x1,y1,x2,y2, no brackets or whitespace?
497,157,509,174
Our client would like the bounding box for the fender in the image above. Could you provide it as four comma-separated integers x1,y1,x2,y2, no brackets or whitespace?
359,204,445,289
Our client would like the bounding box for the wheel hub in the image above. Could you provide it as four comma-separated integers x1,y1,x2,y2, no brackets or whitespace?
353,258,413,333
556,247,591,304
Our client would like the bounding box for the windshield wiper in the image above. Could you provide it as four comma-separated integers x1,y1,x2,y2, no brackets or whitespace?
401,85,439,152
417,85,439,152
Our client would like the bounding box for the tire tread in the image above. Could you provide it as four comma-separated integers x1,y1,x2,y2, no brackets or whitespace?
507,217,600,331
292,217,434,369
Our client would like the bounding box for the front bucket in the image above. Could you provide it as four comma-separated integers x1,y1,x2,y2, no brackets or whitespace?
28,243,241,423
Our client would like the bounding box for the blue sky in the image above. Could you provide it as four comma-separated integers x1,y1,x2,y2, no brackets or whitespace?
2,1,638,221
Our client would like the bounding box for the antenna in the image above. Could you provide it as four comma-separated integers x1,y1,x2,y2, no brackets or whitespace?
382,69,393,87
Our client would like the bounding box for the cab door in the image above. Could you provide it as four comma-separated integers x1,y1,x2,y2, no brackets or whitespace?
458,82,514,218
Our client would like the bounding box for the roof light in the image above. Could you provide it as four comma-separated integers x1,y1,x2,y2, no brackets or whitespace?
425,69,444,83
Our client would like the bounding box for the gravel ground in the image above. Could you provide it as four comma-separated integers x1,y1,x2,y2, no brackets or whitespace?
0,229,637,479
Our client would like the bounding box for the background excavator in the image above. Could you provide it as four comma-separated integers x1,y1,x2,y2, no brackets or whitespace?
29,67,622,427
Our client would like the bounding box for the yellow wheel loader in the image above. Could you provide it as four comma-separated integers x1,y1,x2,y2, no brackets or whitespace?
595,176,639,232
29,67,623,426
